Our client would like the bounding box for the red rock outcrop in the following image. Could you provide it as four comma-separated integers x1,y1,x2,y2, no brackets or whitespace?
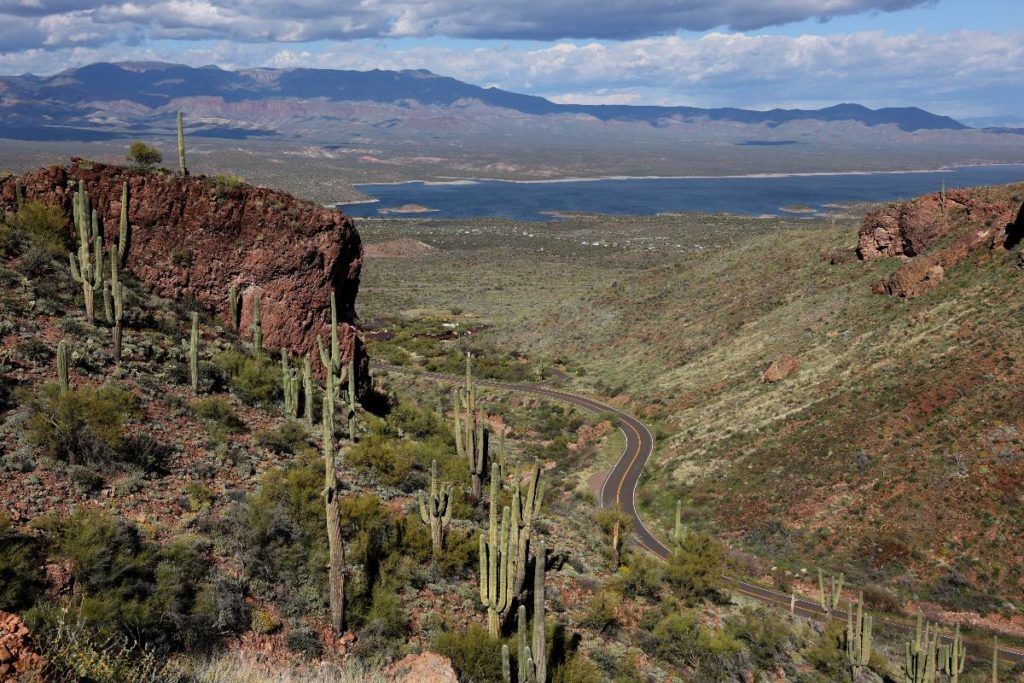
386,652,458,683
0,159,368,395
0,612,45,681
762,354,800,382
858,185,1024,299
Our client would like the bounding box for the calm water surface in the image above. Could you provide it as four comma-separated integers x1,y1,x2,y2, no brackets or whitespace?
340,165,1024,220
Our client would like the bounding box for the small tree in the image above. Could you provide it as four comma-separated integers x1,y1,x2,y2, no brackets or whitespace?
126,142,162,170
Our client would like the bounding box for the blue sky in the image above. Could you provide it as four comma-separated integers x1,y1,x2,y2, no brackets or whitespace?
0,0,1020,120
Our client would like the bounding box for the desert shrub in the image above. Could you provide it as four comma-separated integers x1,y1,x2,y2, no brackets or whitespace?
69,464,104,494
23,383,141,465
861,584,902,614
213,174,245,196
14,337,52,364
724,607,790,670
32,509,243,652
433,624,505,683
353,581,408,657
214,350,280,405
192,396,245,433
612,551,662,599
14,201,68,256
256,420,310,455
650,609,701,663
579,590,620,634
0,513,45,612
285,624,324,658
249,605,282,634
347,431,415,487
552,653,604,683
117,433,174,474
664,532,724,605
805,620,847,679
126,141,162,169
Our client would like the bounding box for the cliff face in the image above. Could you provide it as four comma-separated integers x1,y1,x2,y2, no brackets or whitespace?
858,183,1024,298
0,159,368,394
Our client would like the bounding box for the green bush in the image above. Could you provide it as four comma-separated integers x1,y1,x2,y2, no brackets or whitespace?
552,653,604,683
579,590,620,634
23,383,141,465
433,624,505,683
664,532,724,605
285,624,324,658
14,201,68,257
70,464,104,494
214,350,280,405
612,552,662,599
191,396,245,433
127,142,162,169
347,431,415,487
0,513,45,612
256,420,311,455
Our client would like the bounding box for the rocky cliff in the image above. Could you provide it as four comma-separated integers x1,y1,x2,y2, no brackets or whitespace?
0,159,368,394
858,183,1024,298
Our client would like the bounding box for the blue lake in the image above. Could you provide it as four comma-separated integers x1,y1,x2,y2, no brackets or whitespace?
340,165,1024,221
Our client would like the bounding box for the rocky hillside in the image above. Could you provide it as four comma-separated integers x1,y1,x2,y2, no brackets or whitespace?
0,159,368,395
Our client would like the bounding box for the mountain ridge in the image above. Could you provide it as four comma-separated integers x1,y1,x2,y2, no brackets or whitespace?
0,61,968,135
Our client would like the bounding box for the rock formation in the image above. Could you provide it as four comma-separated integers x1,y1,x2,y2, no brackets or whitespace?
762,354,799,382
0,612,45,681
386,652,458,683
858,184,1024,298
0,159,368,395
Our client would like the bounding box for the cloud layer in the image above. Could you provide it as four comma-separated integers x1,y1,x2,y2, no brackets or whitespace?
0,0,934,47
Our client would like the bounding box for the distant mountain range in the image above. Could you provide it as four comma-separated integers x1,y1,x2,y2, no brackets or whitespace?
0,61,971,142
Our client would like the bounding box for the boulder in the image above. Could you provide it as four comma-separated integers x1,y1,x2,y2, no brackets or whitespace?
762,354,799,382
0,159,368,395
0,611,45,681
386,652,458,683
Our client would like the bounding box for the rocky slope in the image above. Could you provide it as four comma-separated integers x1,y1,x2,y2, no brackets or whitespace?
0,159,369,394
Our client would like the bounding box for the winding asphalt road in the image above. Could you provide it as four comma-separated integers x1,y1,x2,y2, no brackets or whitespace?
383,364,1024,668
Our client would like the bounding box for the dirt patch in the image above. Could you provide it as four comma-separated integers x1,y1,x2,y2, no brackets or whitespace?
365,239,436,258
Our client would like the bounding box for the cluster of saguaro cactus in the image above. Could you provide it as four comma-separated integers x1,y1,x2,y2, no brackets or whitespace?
904,614,940,683
177,112,188,176
818,569,843,616
480,463,517,636
417,459,454,557
939,624,966,683
501,539,547,683
250,295,263,358
455,352,488,500
69,182,102,324
844,592,873,677
227,286,240,331
322,367,346,632
56,340,70,394
281,349,300,418
189,312,200,393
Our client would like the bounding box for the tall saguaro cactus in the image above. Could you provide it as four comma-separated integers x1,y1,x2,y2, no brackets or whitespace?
511,462,544,598
322,369,346,632
506,539,548,683
455,352,488,500
818,569,844,616
250,295,263,358
177,111,187,176
189,312,199,393
417,459,454,556
674,499,685,543
303,354,314,426
480,463,516,637
227,286,240,331
939,625,966,683
845,592,873,677
992,637,999,682
904,613,940,683
56,340,69,394
111,278,125,363
117,181,129,266
69,183,101,324
281,349,300,418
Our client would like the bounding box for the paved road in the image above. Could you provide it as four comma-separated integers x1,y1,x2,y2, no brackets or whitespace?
384,364,1024,668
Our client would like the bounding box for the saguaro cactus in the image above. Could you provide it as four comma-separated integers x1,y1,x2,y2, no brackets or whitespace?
281,349,300,418
904,613,940,683
69,184,101,324
511,462,544,598
939,624,966,683
14,181,24,210
303,354,314,426
177,111,187,176
117,182,129,266
480,463,516,637
455,353,488,500
228,286,240,331
417,459,454,556
674,499,685,543
509,540,547,683
189,312,199,393
111,281,125,363
992,637,999,682
818,569,844,616
56,340,69,394
250,295,263,358
845,592,873,677
322,369,346,632
317,291,348,393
